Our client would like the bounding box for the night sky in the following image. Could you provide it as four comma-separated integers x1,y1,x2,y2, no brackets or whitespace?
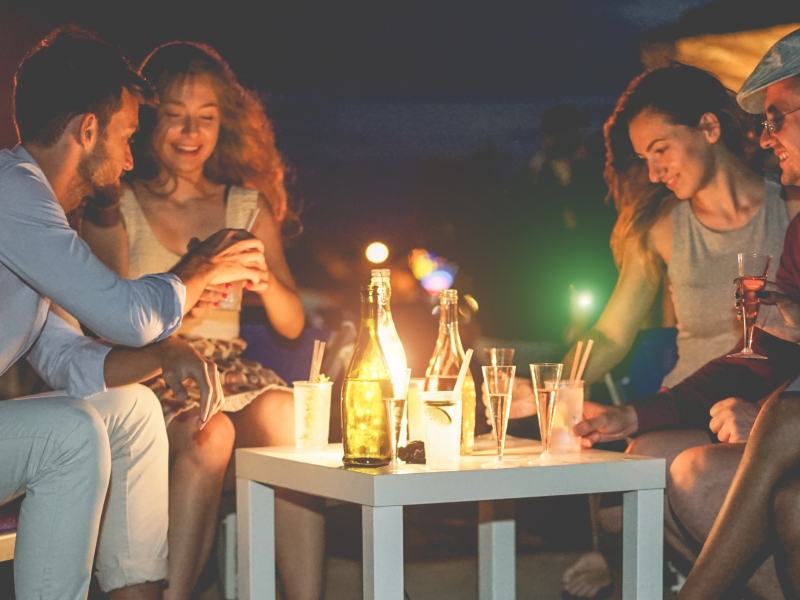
0,0,715,290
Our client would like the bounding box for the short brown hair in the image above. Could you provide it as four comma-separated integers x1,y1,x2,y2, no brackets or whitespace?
14,26,152,147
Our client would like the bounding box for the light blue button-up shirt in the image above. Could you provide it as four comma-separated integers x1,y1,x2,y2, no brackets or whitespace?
0,146,186,398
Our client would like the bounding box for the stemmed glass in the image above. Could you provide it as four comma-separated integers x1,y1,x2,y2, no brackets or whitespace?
484,347,515,367
384,368,412,473
728,253,772,360
526,363,563,462
481,365,518,468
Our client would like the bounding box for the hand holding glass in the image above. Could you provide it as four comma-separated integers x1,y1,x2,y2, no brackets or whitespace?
728,253,771,360
481,365,517,468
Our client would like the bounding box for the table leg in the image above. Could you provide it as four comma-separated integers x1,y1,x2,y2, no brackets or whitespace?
478,500,515,600
237,478,276,600
622,488,663,600
362,505,404,600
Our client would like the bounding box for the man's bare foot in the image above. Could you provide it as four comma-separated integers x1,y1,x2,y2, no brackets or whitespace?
562,551,612,598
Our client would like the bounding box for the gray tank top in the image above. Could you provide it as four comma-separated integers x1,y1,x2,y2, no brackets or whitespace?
664,173,788,387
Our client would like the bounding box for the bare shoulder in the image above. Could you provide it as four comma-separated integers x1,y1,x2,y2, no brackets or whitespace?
784,185,800,220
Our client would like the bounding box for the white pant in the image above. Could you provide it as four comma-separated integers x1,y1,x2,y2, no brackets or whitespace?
0,384,169,597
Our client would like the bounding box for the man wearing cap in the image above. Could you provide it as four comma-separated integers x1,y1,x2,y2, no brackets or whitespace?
666,27,800,599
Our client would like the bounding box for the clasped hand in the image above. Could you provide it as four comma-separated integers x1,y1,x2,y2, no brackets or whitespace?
173,228,269,287
159,337,224,430
709,397,758,443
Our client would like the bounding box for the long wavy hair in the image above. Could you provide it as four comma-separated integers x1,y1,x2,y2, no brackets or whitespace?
130,41,300,236
605,65,756,264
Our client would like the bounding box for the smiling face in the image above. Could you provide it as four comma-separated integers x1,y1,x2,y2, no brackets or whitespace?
760,76,800,186
75,87,138,209
152,75,221,178
628,108,716,200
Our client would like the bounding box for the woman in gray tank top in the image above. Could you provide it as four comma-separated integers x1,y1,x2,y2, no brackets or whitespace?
550,66,800,598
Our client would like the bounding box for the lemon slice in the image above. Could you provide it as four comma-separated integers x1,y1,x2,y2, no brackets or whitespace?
425,405,452,425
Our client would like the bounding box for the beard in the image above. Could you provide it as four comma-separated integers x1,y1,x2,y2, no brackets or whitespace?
74,138,122,210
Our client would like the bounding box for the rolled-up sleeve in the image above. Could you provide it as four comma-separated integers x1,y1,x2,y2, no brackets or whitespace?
27,310,112,398
634,329,800,435
0,163,184,347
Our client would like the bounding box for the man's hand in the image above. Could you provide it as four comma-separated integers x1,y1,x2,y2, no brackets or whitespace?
709,397,759,443
573,401,638,447
170,229,269,315
159,338,224,429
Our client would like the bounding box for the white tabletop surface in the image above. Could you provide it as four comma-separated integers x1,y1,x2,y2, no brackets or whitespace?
236,434,666,507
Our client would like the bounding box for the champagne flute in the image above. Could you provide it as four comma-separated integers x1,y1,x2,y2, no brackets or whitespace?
728,253,771,360
481,365,518,468
384,368,412,473
527,363,563,462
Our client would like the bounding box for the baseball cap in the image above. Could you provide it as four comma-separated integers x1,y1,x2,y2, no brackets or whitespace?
737,28,800,114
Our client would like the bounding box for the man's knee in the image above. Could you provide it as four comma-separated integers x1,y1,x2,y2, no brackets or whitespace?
91,384,167,447
667,446,708,514
58,400,111,486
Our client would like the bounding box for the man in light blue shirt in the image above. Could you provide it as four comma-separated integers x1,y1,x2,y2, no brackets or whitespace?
0,27,269,600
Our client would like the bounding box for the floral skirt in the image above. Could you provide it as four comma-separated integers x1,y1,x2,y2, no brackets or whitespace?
146,336,289,426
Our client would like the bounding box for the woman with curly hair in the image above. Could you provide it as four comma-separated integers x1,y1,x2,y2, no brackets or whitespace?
81,42,322,600
510,65,800,598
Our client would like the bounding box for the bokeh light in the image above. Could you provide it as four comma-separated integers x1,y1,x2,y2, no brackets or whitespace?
366,242,389,264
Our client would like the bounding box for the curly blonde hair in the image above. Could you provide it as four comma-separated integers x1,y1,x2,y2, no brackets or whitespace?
130,41,300,236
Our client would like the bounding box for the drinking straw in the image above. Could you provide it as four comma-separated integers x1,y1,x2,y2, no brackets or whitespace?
569,340,583,382
455,348,473,392
575,339,594,382
245,208,260,232
309,340,322,380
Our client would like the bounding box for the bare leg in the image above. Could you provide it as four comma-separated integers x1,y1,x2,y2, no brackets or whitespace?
164,410,235,600
771,473,800,595
109,582,162,600
669,444,783,599
677,393,800,599
563,430,711,597
227,390,326,600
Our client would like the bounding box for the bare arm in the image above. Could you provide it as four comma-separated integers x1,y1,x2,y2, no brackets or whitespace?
80,206,129,277
104,336,223,426
246,195,305,339
563,235,665,384
82,217,269,316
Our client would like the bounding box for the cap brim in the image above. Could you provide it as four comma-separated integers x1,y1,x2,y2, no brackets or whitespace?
738,71,800,114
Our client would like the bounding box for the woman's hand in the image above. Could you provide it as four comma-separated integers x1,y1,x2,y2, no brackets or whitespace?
187,284,231,318
484,378,538,425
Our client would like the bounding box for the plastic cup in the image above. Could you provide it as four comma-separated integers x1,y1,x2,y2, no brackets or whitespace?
407,378,426,442
422,390,462,470
292,380,333,452
550,380,584,454
217,281,245,311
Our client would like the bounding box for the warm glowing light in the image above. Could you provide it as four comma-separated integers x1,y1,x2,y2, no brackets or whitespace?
366,242,389,264
577,292,593,309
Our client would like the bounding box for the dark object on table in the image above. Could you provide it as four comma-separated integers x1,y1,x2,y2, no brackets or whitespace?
398,440,426,464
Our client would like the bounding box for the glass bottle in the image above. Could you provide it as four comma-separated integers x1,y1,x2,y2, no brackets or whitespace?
370,269,408,445
341,285,393,467
424,289,477,455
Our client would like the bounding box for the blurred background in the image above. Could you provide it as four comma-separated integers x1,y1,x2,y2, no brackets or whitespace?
1,0,800,373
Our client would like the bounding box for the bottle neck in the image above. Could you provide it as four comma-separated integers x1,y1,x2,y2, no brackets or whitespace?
360,294,379,325
438,297,459,337
370,276,395,325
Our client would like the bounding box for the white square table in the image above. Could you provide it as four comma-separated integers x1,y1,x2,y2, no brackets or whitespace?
236,437,665,600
